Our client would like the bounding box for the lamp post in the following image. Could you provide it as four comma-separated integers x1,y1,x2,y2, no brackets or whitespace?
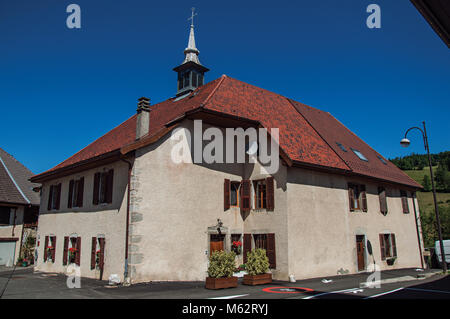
401,121,447,272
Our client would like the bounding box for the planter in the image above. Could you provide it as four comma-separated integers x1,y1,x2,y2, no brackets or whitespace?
386,258,396,266
205,276,238,290
243,273,272,286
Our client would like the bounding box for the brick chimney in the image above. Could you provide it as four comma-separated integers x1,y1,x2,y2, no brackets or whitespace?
136,97,150,140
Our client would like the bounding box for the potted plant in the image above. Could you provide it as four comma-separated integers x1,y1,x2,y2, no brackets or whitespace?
68,247,77,264
205,251,238,289
46,246,54,262
231,241,242,255
386,257,397,266
243,248,272,285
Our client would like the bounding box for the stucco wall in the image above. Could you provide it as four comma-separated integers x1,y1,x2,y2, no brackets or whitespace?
286,166,423,280
0,205,24,264
34,160,129,281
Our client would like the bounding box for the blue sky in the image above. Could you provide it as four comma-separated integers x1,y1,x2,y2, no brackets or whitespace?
0,0,449,174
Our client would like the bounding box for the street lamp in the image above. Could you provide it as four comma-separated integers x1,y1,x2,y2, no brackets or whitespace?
401,121,447,272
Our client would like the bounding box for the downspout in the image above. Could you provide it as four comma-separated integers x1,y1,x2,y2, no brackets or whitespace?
121,158,133,285
412,192,425,269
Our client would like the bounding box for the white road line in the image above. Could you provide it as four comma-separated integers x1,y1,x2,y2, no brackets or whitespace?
209,294,249,299
364,287,404,299
302,288,361,299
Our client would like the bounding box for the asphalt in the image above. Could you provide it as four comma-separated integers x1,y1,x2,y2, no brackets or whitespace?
0,266,448,299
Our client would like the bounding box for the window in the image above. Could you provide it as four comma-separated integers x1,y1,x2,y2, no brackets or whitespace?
378,186,388,215
93,170,114,205
183,72,190,88
63,236,81,266
0,207,11,225
348,183,367,212
44,236,56,263
377,155,388,165
379,233,397,260
351,148,368,162
91,236,105,271
336,142,347,152
400,190,409,214
230,182,240,207
47,184,61,211
252,233,276,269
254,180,267,209
231,234,242,255
68,177,84,208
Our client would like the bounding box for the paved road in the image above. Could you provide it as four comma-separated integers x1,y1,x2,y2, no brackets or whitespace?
0,266,448,299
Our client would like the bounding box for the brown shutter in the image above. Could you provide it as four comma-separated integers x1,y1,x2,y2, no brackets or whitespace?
75,237,81,266
348,184,355,211
43,236,49,261
401,191,410,214
224,179,230,211
391,234,397,257
99,238,105,270
379,234,386,260
51,236,56,262
378,187,387,215
267,233,276,269
91,237,97,270
243,234,252,264
63,237,69,265
77,177,84,208
361,185,368,212
47,185,53,211
93,173,100,205
55,183,61,210
68,180,74,208
240,180,251,213
266,177,275,211
106,169,114,204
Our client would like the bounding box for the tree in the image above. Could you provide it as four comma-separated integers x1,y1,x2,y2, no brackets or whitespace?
422,175,431,192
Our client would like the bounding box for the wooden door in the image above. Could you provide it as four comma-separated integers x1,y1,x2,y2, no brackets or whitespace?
356,235,366,271
210,234,225,253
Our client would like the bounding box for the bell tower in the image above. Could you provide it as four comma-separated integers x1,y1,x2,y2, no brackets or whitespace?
173,8,209,97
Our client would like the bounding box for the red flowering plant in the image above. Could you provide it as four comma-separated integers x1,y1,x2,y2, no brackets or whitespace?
68,247,78,264
46,246,54,262
95,250,101,268
231,241,242,255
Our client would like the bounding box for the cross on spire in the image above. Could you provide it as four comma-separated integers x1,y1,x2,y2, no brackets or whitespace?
188,7,197,27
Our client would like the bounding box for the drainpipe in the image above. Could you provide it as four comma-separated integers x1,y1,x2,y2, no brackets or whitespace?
121,158,133,285
412,192,425,269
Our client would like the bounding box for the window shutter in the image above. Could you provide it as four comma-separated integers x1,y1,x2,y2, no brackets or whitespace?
63,237,69,265
378,187,387,215
240,180,251,213
99,238,105,270
93,173,100,205
391,234,397,257
47,185,53,211
106,169,114,204
361,185,368,212
91,237,97,270
51,236,56,262
77,177,84,208
266,177,275,211
43,236,49,261
379,234,386,260
55,183,61,210
75,237,81,266
348,184,355,212
68,180,74,208
243,234,252,264
267,233,276,269
224,179,230,211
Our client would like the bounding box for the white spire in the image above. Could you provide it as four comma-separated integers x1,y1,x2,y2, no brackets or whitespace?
183,8,202,65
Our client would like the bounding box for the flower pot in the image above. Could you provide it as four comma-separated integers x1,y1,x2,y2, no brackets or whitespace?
205,276,238,290
386,258,396,266
243,273,272,286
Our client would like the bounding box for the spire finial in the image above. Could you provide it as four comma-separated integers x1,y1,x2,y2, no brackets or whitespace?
188,7,197,27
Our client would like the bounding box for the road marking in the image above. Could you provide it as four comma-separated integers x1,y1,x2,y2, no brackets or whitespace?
302,288,361,299
209,294,249,299
405,287,450,294
364,287,404,299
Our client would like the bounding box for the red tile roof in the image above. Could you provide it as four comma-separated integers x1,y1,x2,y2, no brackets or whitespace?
32,75,421,188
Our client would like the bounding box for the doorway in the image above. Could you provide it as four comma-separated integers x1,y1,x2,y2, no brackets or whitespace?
210,234,225,254
356,235,366,271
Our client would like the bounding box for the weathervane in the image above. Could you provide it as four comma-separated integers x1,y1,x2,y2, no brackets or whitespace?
188,7,197,27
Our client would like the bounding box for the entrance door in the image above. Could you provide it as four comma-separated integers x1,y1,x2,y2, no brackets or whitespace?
356,235,366,271
0,241,16,266
210,234,225,253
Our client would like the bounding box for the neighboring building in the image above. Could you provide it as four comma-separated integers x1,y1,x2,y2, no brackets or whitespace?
31,21,424,283
0,147,40,266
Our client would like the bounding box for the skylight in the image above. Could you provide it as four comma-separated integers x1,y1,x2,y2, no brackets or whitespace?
377,155,388,165
352,148,368,162
336,142,347,152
